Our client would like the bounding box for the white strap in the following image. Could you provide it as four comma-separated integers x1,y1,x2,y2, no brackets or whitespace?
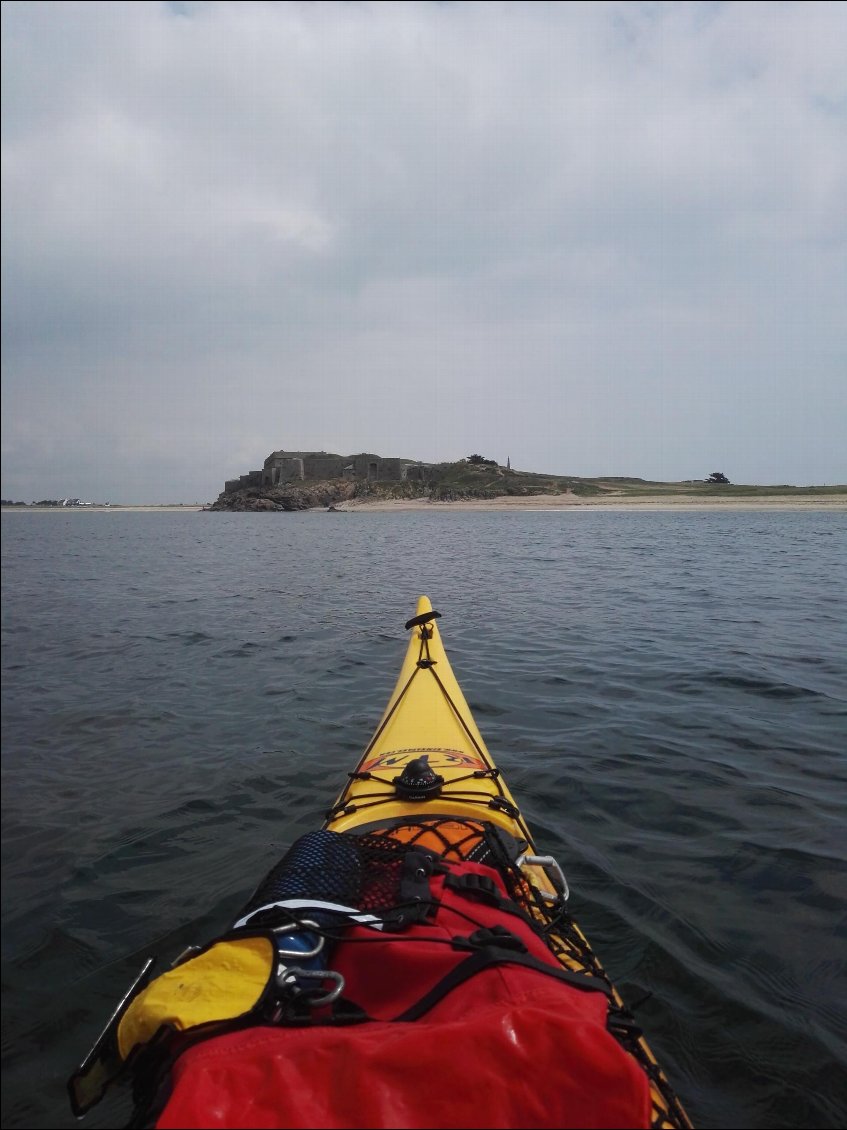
233,898,384,931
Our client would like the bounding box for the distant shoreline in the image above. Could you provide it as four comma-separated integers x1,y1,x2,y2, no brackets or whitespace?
0,505,207,513
4,495,845,514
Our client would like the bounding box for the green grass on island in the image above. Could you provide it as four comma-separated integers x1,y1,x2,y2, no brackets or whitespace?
362,464,847,503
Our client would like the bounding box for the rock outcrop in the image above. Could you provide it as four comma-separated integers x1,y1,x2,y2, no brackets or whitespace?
208,480,358,513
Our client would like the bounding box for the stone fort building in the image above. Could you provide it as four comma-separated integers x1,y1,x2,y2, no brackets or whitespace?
225,450,435,494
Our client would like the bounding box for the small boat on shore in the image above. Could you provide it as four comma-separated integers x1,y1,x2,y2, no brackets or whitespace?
69,597,692,1128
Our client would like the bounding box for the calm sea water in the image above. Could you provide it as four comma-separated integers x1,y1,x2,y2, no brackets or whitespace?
2,509,845,1130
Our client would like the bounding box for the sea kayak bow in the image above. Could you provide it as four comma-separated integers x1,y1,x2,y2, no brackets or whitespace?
69,597,692,1129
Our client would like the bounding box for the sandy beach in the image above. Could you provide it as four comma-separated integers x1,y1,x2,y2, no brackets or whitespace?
340,492,847,512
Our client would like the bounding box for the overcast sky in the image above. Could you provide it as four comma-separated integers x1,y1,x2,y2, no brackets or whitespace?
2,1,845,503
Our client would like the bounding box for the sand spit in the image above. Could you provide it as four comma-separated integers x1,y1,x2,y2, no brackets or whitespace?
338,493,847,513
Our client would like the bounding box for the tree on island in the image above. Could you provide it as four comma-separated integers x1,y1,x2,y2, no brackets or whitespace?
706,472,730,484
467,454,497,466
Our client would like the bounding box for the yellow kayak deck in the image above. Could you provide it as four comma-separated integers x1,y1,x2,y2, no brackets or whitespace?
326,596,692,1130
326,596,531,842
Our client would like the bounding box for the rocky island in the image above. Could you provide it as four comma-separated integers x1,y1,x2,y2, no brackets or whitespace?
208,448,604,511
207,450,847,512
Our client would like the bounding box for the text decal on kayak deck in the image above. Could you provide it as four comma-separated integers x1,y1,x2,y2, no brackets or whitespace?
362,748,487,772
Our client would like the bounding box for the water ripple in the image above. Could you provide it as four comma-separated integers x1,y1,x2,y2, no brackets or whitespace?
2,508,846,1129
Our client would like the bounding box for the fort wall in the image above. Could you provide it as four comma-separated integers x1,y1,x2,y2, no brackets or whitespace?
242,449,436,493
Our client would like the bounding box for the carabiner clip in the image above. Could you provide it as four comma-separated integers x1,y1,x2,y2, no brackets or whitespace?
272,919,325,961
277,966,346,1008
516,852,570,903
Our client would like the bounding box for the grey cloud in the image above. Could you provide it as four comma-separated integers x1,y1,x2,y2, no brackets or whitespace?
2,1,845,502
